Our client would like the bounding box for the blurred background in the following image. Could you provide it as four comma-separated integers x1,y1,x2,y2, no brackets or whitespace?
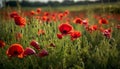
0,0,119,8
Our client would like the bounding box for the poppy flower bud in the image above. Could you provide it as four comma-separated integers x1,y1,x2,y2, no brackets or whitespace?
0,40,5,48
38,49,48,57
57,33,63,39
30,40,40,50
38,29,45,35
15,33,22,41
10,11,19,18
23,47,36,57
50,43,56,47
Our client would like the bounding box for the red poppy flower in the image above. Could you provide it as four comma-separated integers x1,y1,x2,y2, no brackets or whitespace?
52,16,56,21
14,16,26,27
99,18,108,24
37,49,48,57
10,11,19,18
30,10,36,15
23,47,36,57
58,13,64,20
102,28,112,39
82,19,88,26
38,29,45,35
64,10,69,16
0,40,5,48
91,25,98,31
70,31,82,40
30,40,40,50
59,23,73,35
86,25,98,33
73,18,82,24
36,8,41,14
42,16,50,22
89,27,94,33
51,13,57,21
6,44,24,58
57,33,63,39
44,12,49,16
15,33,22,41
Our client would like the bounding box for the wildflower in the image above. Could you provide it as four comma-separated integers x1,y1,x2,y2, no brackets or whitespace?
10,11,19,18
6,44,24,58
23,47,36,57
91,25,98,31
50,43,56,47
37,49,48,57
57,33,63,39
99,18,108,24
82,19,88,26
73,18,82,24
42,16,50,22
51,13,57,21
44,12,49,16
30,40,40,50
86,25,98,33
38,29,45,35
59,23,73,35
15,33,22,41
64,10,69,16
103,28,112,39
70,31,82,40
36,8,41,14
30,10,36,15
0,40,5,48
58,13,64,20
14,16,26,27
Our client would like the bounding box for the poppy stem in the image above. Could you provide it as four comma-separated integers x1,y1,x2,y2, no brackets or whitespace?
28,56,34,68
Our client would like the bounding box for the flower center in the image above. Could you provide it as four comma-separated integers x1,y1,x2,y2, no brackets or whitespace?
14,51,19,55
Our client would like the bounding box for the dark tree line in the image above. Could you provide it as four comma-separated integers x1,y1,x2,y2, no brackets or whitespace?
5,0,119,7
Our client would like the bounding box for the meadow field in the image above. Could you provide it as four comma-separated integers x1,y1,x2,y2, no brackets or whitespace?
0,2,120,69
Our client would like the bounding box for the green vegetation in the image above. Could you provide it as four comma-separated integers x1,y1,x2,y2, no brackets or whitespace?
0,2,120,69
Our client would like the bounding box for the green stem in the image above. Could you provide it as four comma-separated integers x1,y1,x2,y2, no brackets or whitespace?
29,56,34,69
